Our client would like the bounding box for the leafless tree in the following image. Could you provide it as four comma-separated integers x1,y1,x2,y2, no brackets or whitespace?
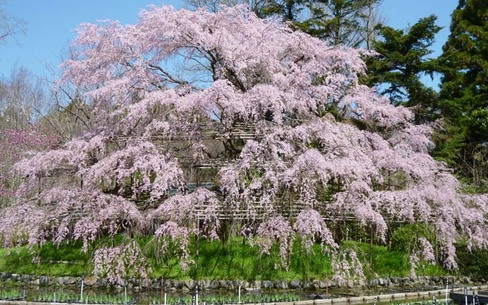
0,66,46,129
0,1,26,45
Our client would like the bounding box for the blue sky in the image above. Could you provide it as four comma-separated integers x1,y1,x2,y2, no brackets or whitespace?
0,0,457,87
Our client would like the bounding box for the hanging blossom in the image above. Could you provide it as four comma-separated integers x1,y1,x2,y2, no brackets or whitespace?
293,209,337,253
409,237,436,278
253,216,294,269
94,239,150,285
81,140,185,201
151,188,221,239
419,237,436,263
150,188,221,269
409,254,420,278
0,203,47,247
331,249,366,287
154,221,194,270
0,188,145,251
1,128,59,199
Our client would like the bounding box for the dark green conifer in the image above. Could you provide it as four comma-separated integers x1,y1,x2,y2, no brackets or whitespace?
435,0,488,186
363,15,442,123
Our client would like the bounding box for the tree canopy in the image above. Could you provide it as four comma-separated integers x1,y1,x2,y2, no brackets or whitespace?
0,5,486,283
436,0,488,187
185,0,383,49
363,15,441,123
296,0,382,48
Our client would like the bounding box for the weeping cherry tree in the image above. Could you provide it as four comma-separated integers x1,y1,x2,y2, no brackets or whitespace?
0,5,486,284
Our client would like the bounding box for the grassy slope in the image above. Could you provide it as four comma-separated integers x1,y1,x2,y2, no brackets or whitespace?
0,241,90,277
0,237,446,280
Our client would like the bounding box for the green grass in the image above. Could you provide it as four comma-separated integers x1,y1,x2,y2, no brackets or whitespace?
0,241,91,277
341,241,446,278
0,236,447,281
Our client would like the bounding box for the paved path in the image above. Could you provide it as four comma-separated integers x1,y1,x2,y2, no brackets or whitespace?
292,285,488,305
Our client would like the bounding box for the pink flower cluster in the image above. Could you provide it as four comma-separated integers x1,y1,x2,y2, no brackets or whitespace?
331,249,366,287
94,240,149,284
0,128,57,200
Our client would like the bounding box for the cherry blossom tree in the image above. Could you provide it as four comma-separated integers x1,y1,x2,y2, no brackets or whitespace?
0,5,487,283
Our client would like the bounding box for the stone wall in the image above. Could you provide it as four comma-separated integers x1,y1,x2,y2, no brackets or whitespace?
0,273,478,292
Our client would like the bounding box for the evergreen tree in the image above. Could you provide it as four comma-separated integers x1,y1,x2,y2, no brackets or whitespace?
297,0,383,47
185,0,383,48
269,0,306,21
436,0,488,186
363,15,442,123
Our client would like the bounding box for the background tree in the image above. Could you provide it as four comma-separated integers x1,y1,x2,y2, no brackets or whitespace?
0,20,92,200
260,0,304,21
0,66,58,206
435,0,488,188
0,66,47,129
185,0,267,15
0,1,25,45
363,15,442,123
297,0,383,48
0,5,486,283
186,0,383,48
37,85,92,141
0,5,51,205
